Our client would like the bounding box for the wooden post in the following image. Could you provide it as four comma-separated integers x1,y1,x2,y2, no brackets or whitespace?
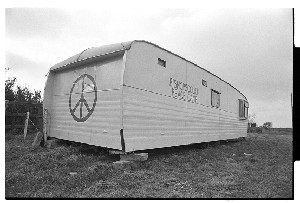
11,103,15,133
23,112,29,140
291,93,293,129
32,131,43,149
5,100,9,110
43,108,48,144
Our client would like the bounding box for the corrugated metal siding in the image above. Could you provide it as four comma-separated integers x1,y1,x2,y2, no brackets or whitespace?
122,86,247,152
122,41,248,152
219,109,248,139
50,90,122,149
47,55,125,150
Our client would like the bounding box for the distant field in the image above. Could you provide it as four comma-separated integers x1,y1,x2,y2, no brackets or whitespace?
5,129,293,198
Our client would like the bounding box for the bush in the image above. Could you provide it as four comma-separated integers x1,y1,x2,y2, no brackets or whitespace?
247,127,262,133
263,122,272,129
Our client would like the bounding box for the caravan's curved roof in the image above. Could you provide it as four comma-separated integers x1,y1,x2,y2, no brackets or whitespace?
50,41,133,71
50,40,247,100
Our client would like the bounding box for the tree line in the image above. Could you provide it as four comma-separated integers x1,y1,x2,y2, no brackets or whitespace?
5,68,43,134
5,76,42,103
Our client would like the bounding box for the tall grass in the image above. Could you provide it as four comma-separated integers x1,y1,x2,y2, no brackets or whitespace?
5,131,293,198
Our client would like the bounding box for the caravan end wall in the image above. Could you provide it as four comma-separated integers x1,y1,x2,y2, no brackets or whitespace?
44,51,126,150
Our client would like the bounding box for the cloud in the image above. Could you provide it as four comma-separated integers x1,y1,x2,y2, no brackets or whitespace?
6,8,70,39
5,51,49,91
249,99,292,127
4,8,293,127
157,9,293,101
6,51,45,71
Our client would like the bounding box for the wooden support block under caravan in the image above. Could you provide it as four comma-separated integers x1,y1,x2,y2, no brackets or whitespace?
109,150,127,155
43,40,249,153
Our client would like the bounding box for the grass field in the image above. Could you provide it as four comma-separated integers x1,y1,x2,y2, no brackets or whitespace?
5,130,293,198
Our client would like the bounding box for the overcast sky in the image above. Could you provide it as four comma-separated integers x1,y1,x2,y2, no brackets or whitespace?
5,7,293,127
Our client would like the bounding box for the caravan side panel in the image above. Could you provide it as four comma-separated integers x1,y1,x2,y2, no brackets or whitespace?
122,42,189,151
122,41,247,152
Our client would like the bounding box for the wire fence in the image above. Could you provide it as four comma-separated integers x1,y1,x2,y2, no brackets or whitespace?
5,101,43,134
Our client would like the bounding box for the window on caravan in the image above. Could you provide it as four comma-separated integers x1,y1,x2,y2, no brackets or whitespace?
211,89,220,108
158,58,166,67
239,99,249,119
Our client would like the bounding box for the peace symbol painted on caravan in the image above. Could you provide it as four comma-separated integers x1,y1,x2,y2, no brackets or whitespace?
69,74,97,122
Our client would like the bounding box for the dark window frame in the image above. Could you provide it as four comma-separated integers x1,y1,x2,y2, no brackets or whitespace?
238,99,249,119
211,89,221,108
158,58,166,67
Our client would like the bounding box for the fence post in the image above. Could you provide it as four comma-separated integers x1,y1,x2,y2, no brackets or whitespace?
291,92,293,129
43,108,47,143
11,102,16,132
24,112,30,140
5,100,9,110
